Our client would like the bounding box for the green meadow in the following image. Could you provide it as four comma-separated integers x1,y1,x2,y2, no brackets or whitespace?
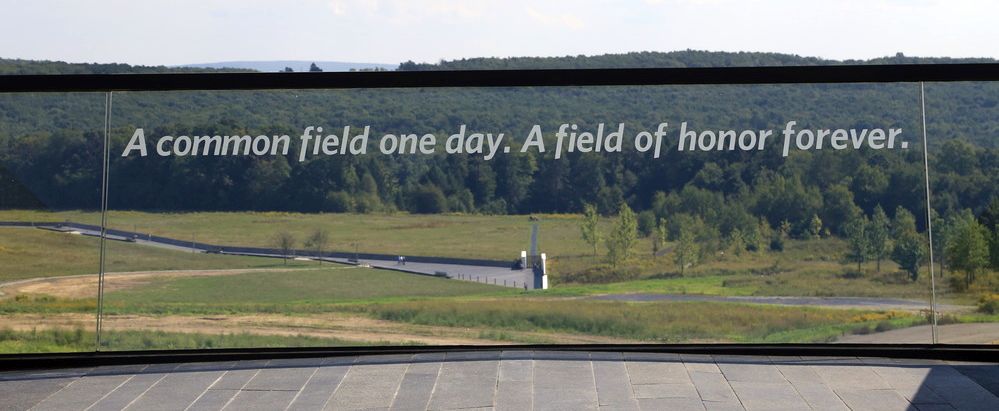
0,210,987,352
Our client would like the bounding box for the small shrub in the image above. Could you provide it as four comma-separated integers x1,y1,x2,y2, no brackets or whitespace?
874,321,895,332
977,294,999,314
947,276,969,292
851,325,873,335
936,314,960,325
840,270,864,280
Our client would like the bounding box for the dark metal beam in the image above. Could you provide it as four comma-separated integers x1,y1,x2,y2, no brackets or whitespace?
2,63,999,93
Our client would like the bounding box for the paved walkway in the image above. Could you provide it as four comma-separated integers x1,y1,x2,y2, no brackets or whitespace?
3,351,998,410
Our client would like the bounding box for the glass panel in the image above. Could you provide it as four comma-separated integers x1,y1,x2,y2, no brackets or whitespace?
0,92,105,353
925,81,999,344
95,82,941,349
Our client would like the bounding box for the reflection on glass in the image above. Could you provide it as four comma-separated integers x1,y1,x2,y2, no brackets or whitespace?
925,81,999,344
8,79,995,352
0,92,105,353
89,83,938,350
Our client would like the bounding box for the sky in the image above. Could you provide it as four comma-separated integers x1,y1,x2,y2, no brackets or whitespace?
1,0,997,66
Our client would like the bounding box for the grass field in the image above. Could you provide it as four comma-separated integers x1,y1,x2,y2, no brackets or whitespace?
353,299,920,343
0,211,970,305
1,210,993,352
106,266,508,306
0,327,366,353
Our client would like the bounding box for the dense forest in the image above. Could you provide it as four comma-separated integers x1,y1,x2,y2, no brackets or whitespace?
1,52,998,267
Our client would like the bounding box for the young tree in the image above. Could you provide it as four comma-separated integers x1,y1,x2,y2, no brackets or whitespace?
273,231,296,265
947,211,990,288
844,211,870,272
652,217,668,259
991,224,999,271
580,203,601,257
674,223,699,275
754,217,772,253
981,199,999,271
867,205,891,273
304,228,330,265
890,206,926,281
728,228,746,256
932,211,953,279
607,202,638,267
807,214,823,239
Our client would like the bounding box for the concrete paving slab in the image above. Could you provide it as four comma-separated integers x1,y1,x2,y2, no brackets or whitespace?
326,363,408,410
534,360,598,411
224,389,299,410
637,397,705,410
788,382,849,410
632,382,700,399
728,381,810,411
683,356,721,374
0,376,76,411
592,360,638,407
391,362,441,411
836,389,913,411
496,380,533,411
717,362,785,383
813,365,892,391
186,388,241,411
31,374,131,411
2,351,997,410
499,359,532,382
206,368,261,390
287,363,352,410
688,371,738,403
427,358,497,410
701,402,746,411
626,360,690,385
242,365,316,391
124,370,227,411
89,373,173,411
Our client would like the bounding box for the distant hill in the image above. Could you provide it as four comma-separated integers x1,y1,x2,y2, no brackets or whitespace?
399,50,997,70
0,58,254,75
178,60,396,72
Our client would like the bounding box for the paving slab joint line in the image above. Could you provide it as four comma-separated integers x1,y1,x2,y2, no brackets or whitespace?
83,374,135,411
387,361,413,409
217,365,265,411
183,368,229,411
319,357,356,409
282,365,319,411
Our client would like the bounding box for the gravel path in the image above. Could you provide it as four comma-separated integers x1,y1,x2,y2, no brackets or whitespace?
590,293,970,312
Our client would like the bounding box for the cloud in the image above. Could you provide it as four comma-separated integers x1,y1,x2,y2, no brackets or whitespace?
525,6,584,30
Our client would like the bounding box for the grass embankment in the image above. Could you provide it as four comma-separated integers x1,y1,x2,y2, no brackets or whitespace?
0,210,957,301
0,209,593,261
0,328,367,353
0,228,309,282
107,267,508,307
2,266,923,345
355,299,920,343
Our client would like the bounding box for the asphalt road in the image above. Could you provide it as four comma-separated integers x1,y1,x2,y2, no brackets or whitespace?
5,222,537,289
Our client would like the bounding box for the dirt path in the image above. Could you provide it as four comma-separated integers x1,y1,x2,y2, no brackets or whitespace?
0,267,337,299
838,323,999,344
591,293,972,313
0,312,640,346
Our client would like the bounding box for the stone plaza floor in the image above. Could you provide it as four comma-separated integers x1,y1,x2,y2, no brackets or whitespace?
2,351,998,410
